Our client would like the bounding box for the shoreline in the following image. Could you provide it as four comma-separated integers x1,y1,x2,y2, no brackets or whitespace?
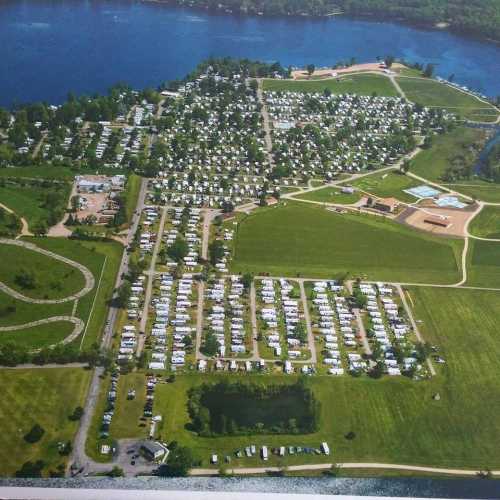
140,0,500,46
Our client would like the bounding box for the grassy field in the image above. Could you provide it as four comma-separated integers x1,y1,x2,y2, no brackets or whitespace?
123,174,142,226
0,182,71,231
262,74,398,97
0,165,75,181
444,181,500,203
0,321,75,350
25,237,123,349
292,187,362,204
469,206,500,238
466,239,500,288
0,242,86,301
0,367,91,476
410,127,487,183
0,207,20,237
231,203,462,284
349,171,422,203
396,77,499,122
147,286,500,470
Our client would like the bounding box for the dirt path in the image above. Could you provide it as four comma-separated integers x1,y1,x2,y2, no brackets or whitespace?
0,201,32,238
299,280,317,364
345,281,372,356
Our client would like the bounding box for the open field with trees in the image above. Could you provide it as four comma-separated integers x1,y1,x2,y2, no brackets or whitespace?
0,368,91,477
469,206,500,238
447,181,500,203
153,284,500,471
349,171,421,203
0,180,71,232
231,203,462,283
397,78,499,121
0,242,86,301
410,127,487,183
0,208,21,237
262,74,398,97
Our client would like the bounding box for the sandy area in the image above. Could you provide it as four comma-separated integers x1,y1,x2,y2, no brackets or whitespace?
402,205,476,237
292,62,404,80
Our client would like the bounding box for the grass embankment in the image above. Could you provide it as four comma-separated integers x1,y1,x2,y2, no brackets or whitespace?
0,367,91,477
137,287,500,470
0,165,75,181
349,171,421,203
0,242,86,301
466,239,500,289
262,74,398,97
123,174,142,226
293,188,361,204
396,77,499,122
231,203,462,284
469,206,500,239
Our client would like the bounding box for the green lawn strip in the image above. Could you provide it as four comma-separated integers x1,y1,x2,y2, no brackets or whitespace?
0,367,91,476
123,174,142,226
262,74,398,97
396,77,499,120
0,242,86,300
0,321,75,350
0,293,72,328
109,372,148,440
23,237,123,348
293,187,361,204
469,205,500,238
410,127,487,183
466,239,500,288
0,166,75,181
231,203,462,284
349,171,421,203
0,182,71,231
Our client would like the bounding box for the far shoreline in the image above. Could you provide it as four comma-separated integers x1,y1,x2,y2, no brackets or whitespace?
140,0,500,47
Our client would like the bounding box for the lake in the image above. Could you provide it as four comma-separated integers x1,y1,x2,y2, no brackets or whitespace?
0,0,499,107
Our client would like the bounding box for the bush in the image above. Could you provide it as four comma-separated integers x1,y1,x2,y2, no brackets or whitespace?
24,424,45,443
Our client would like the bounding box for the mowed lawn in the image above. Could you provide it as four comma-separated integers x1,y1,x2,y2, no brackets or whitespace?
447,181,500,203
466,239,500,288
396,77,499,122
293,187,361,204
410,127,487,183
469,205,500,238
350,170,421,203
0,242,86,301
151,286,500,470
0,368,91,476
0,165,75,181
0,321,75,350
231,203,462,283
262,74,398,97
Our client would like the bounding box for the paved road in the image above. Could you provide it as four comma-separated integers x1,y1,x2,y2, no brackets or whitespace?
299,280,317,364
256,79,274,166
69,178,148,476
0,238,95,303
249,282,259,360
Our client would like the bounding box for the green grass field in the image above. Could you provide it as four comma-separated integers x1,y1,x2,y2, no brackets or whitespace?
231,203,462,283
444,182,500,203
349,171,421,203
0,321,75,350
0,242,86,300
24,237,123,349
293,187,361,204
262,74,398,97
146,286,500,470
396,77,499,122
123,174,142,226
410,127,487,183
469,206,500,238
466,239,500,288
0,367,91,476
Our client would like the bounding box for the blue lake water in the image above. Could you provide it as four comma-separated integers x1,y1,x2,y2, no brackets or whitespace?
0,0,499,107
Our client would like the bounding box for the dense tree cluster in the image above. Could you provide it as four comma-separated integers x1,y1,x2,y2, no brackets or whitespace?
187,380,320,436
